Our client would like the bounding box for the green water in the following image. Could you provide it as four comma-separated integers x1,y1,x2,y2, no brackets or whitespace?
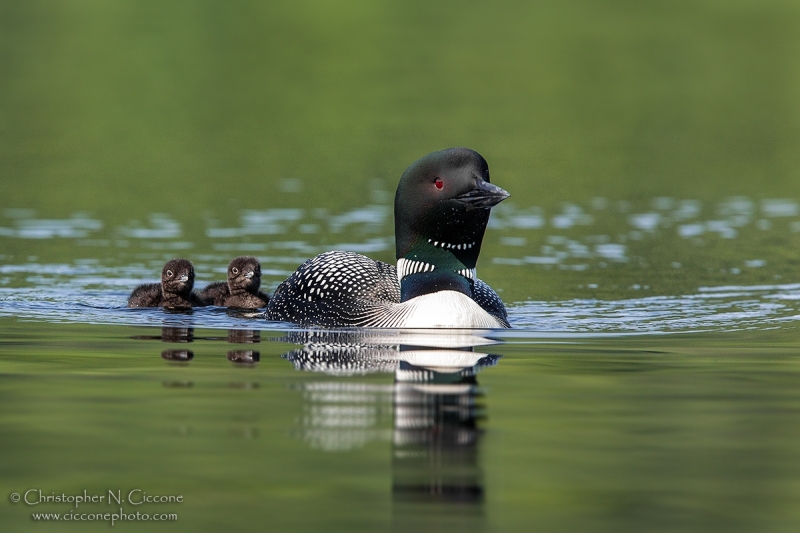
2,1,800,531
3,323,800,532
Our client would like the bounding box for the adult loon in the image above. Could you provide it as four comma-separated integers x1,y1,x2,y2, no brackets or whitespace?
199,256,270,308
266,148,510,328
127,258,204,308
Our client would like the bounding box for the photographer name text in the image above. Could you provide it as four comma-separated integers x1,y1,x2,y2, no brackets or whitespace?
12,489,183,508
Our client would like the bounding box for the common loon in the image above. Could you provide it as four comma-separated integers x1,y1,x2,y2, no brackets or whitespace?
199,256,270,308
266,148,510,328
127,258,204,308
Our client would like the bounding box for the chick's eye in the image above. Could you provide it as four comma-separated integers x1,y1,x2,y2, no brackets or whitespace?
434,178,444,190
166,270,173,277
232,267,239,275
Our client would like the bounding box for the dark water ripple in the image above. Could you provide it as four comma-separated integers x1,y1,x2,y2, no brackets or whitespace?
509,285,800,332
2,282,799,335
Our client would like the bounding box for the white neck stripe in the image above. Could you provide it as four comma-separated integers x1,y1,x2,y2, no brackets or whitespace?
397,258,435,281
397,259,477,282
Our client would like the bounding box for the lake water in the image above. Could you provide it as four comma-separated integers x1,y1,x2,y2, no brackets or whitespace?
3,196,800,532
3,1,800,532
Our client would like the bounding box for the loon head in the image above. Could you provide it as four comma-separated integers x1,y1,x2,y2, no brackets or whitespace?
394,148,509,300
162,258,195,296
227,256,262,294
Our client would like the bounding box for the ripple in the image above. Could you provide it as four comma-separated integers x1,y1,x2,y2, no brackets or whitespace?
762,199,799,218
508,283,800,332
628,213,661,232
1,279,799,335
118,214,181,239
0,213,102,239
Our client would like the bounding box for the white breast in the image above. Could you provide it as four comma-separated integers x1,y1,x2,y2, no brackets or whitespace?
386,290,505,329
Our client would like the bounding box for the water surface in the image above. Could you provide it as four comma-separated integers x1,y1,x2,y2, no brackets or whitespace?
2,198,800,532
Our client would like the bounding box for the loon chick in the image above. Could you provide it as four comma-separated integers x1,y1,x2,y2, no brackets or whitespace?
127,258,203,308
266,148,510,328
199,256,269,308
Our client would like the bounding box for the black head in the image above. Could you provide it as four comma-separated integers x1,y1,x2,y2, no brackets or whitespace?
227,256,262,294
394,148,509,268
161,258,195,295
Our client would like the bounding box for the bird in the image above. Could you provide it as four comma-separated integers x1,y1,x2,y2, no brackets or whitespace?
127,258,204,308
266,148,510,328
198,256,269,308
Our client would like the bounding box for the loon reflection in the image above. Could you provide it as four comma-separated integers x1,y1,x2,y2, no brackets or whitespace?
282,330,498,521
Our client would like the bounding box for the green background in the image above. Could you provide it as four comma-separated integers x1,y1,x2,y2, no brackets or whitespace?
2,0,799,218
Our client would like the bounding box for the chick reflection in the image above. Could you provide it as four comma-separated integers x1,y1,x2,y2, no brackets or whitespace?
136,327,266,364
227,350,260,365
227,329,261,344
161,349,194,362
227,329,261,365
281,331,498,523
130,326,195,362
161,327,194,343
131,326,194,342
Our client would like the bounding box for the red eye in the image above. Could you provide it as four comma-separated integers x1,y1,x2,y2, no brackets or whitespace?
434,178,444,190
